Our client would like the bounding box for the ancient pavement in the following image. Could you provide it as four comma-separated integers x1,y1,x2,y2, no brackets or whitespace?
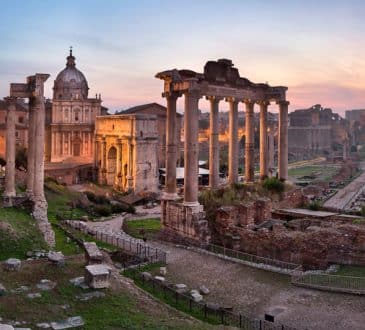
83,210,365,330
324,161,365,210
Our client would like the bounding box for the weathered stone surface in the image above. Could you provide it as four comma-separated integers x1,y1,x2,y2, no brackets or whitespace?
76,291,105,301
191,292,203,302
0,324,14,330
174,283,188,294
83,242,103,264
0,283,7,296
154,276,165,282
50,316,84,329
199,285,210,295
36,323,51,329
159,267,167,276
26,292,42,299
84,264,111,289
36,279,56,291
4,258,21,271
141,272,152,279
11,285,29,294
47,251,65,266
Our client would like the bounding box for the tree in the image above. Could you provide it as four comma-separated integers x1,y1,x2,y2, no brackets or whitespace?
15,147,27,171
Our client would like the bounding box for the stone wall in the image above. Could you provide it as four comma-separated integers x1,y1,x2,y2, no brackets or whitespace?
161,200,211,246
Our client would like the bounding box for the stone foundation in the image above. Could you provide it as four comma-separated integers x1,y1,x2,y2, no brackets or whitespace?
161,200,211,245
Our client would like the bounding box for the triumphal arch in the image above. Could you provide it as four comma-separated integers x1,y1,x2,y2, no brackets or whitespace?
156,59,289,243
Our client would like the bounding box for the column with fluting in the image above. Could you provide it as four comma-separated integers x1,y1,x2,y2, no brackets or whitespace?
227,97,239,184
259,100,269,180
4,97,17,205
244,100,255,182
26,101,36,199
207,95,221,189
278,100,289,180
163,91,180,199
183,89,200,205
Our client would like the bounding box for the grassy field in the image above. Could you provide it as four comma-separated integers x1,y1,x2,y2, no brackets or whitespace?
288,165,340,182
0,257,212,330
335,265,365,277
0,207,48,260
124,218,162,239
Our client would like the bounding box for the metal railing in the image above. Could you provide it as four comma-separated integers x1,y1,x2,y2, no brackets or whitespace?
291,270,365,294
128,268,297,330
206,244,300,272
65,220,166,264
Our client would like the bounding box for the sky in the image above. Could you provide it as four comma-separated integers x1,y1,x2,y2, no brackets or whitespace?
0,0,365,115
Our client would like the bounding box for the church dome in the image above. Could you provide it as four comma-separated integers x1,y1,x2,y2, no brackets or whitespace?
53,49,89,100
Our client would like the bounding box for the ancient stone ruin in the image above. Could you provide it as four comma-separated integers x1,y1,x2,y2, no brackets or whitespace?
4,74,55,247
155,59,289,244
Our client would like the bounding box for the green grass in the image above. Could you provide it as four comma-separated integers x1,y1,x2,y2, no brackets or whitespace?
124,218,162,239
0,257,211,330
0,207,48,260
335,265,365,277
288,165,340,182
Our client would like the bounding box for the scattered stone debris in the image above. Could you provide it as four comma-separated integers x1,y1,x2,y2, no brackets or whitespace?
190,289,203,302
84,264,111,289
11,286,29,294
36,279,56,291
26,292,42,299
36,322,51,328
69,277,89,290
174,283,188,294
0,283,7,296
0,324,15,330
199,285,210,295
159,266,167,276
60,304,70,310
84,242,103,265
26,250,47,259
50,316,84,329
3,258,21,271
154,276,165,282
140,272,152,279
76,291,106,301
206,303,220,311
47,251,65,266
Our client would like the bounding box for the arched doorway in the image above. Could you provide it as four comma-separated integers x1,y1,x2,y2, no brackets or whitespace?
107,146,117,185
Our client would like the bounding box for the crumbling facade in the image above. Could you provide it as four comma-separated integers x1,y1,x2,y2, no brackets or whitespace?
156,59,289,244
94,114,159,193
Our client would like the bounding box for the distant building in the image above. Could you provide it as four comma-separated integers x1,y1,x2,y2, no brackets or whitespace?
0,98,29,158
289,104,349,160
345,109,365,145
117,103,183,168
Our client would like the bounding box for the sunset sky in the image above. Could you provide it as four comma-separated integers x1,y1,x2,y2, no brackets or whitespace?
1,0,365,114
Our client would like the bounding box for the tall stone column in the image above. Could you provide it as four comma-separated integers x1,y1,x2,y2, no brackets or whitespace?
116,138,122,189
278,100,289,181
26,103,36,199
163,91,180,199
207,95,221,189
259,100,269,180
127,139,134,190
183,89,200,205
227,97,239,185
101,137,107,184
4,97,17,206
244,100,255,182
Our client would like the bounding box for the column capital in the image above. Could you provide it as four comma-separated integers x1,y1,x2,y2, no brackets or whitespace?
206,95,223,102
256,100,270,106
243,98,256,106
4,96,17,106
225,96,241,104
276,100,290,106
162,91,182,99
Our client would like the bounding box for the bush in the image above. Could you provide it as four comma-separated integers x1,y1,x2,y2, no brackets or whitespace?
308,200,321,211
94,204,112,217
262,177,285,193
85,191,110,204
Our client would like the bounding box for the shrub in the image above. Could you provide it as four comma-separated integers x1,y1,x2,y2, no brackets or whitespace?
262,177,285,193
94,204,112,217
85,191,110,204
308,200,321,211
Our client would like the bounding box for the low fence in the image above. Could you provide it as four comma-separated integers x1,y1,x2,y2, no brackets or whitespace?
205,244,300,274
128,268,296,330
64,220,166,264
291,270,365,294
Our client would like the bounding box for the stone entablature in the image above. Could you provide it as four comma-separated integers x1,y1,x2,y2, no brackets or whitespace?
94,114,159,193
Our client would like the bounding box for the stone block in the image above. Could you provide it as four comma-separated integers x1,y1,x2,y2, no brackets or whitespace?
141,272,152,279
174,283,188,293
0,283,7,296
199,285,210,295
36,279,56,291
154,276,165,282
50,316,84,329
83,242,103,264
26,292,42,299
84,264,111,289
159,266,167,275
0,325,14,330
47,251,65,266
191,292,203,302
4,258,21,271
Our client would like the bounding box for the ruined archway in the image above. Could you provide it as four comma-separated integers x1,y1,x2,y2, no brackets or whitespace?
107,146,117,185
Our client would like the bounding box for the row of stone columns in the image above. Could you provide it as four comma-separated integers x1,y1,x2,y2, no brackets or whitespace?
163,91,289,206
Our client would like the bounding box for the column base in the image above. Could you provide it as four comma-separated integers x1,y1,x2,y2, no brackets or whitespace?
3,194,15,207
161,192,179,200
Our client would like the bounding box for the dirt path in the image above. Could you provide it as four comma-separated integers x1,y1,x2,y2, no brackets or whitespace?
149,241,365,330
